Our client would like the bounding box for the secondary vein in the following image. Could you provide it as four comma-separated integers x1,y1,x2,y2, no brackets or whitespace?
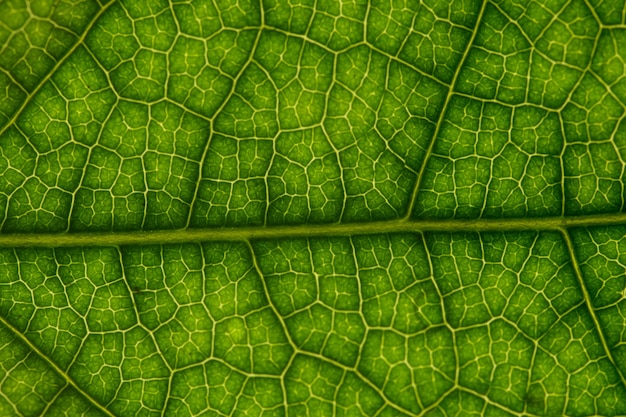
404,0,488,218
0,1,115,139
0,315,116,417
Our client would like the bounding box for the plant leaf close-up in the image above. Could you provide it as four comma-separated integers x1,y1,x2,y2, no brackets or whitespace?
3,0,626,416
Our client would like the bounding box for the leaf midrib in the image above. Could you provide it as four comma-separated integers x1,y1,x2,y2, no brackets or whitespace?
0,212,624,247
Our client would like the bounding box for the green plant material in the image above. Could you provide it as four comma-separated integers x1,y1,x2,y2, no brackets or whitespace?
2,0,626,416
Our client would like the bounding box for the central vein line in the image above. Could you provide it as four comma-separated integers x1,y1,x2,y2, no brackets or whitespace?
1,212,625,247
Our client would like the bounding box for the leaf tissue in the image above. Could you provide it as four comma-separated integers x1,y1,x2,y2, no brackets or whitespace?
1,0,626,416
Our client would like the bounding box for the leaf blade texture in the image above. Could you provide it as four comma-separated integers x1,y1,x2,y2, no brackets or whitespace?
2,0,626,416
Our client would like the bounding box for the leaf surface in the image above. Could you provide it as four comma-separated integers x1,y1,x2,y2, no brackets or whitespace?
2,0,626,416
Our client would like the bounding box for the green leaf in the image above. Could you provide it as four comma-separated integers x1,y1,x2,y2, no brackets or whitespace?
2,0,626,416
